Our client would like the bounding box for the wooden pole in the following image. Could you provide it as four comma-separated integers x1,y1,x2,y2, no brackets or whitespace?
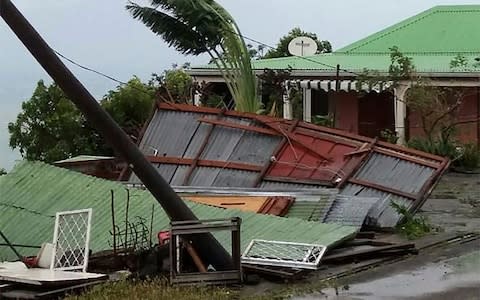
0,0,232,269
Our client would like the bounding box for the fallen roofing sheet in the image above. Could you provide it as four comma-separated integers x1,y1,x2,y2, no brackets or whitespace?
0,161,357,261
127,103,450,228
323,195,379,227
181,195,293,216
174,187,375,228
284,194,379,228
177,188,334,216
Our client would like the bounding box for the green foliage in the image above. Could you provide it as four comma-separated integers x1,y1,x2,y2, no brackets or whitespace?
66,278,235,300
380,129,399,144
408,125,460,158
150,64,193,103
358,47,465,153
258,68,292,117
0,168,6,176
450,54,469,69
101,77,156,139
312,114,334,127
450,54,480,70
127,0,259,113
291,89,304,120
8,81,100,163
388,46,415,81
9,78,156,163
263,27,332,59
455,143,480,170
391,201,431,240
164,69,192,101
201,94,227,109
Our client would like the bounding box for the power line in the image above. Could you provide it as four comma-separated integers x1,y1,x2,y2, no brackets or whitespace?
54,49,156,98
54,50,129,86
226,30,362,76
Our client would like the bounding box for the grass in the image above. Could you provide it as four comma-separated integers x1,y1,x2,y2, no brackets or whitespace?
66,276,336,300
391,201,431,240
66,278,237,300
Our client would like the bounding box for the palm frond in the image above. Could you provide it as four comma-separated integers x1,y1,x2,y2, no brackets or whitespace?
127,3,208,55
128,0,260,112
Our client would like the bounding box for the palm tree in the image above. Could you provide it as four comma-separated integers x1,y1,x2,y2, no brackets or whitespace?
126,0,260,113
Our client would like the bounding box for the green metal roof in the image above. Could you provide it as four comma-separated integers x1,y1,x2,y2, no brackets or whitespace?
191,5,480,74
285,200,332,222
250,52,480,73
337,5,480,54
0,161,356,261
191,52,480,73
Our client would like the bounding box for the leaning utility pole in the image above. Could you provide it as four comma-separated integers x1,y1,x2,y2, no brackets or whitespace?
0,0,232,269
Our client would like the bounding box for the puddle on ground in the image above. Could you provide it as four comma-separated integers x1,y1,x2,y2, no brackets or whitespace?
295,250,480,300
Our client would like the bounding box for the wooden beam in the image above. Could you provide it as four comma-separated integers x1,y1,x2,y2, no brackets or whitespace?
348,178,417,200
337,138,378,189
263,176,335,187
197,117,280,136
146,156,263,172
260,121,332,162
373,147,440,169
183,110,224,185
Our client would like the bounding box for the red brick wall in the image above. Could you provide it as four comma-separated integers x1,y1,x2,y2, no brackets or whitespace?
408,87,479,145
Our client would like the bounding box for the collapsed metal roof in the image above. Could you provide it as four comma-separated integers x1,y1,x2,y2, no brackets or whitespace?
0,161,357,261
127,103,450,228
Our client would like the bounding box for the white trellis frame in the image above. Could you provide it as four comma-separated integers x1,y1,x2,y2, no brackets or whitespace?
241,239,327,270
50,209,92,272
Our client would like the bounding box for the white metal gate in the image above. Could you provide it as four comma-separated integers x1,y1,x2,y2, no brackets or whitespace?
241,239,327,270
50,209,92,272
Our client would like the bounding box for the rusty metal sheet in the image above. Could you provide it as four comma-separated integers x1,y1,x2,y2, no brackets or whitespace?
131,103,450,228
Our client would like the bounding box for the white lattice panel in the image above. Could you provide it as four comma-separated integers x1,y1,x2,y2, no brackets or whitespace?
50,209,92,272
241,239,327,270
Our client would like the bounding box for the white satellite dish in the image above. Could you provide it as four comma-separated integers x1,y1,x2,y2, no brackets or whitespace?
288,36,318,56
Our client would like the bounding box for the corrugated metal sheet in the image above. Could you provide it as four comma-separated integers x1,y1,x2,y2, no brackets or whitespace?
286,194,336,222
128,103,449,228
323,195,380,228
173,186,338,196
267,131,355,183
139,110,205,157
0,161,357,261
354,153,435,194
340,184,410,228
187,167,258,187
131,108,282,185
259,181,327,190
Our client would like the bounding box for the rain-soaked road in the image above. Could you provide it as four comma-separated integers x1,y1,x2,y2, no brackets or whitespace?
296,249,479,299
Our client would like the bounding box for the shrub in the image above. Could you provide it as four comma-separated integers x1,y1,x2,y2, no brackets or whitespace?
455,143,480,170
391,201,431,240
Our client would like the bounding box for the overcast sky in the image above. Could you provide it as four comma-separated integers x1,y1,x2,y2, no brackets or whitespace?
0,0,476,170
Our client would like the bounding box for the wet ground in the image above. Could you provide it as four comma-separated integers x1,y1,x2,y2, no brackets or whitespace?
419,171,480,233
295,172,480,300
296,242,480,299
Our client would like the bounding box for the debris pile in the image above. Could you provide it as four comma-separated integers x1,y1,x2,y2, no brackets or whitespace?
0,103,451,296
127,103,449,229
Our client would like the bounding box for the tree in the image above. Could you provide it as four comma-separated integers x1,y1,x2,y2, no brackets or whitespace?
150,63,193,104
101,77,156,141
258,68,292,117
9,78,156,163
126,0,260,113
8,81,99,163
357,47,470,160
263,27,332,59
0,168,6,176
